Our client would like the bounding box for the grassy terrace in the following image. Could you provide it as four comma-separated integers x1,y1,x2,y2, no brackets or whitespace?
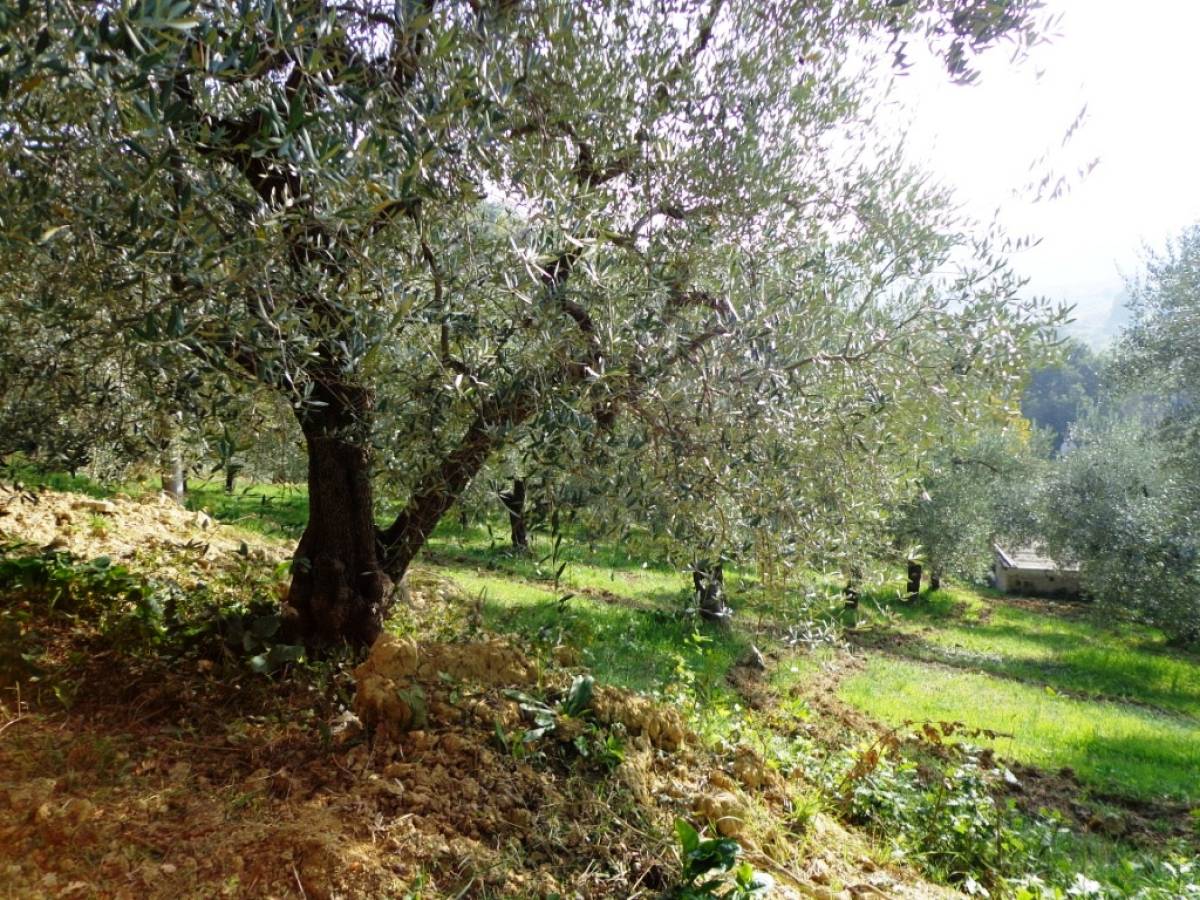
846,587,1200,802
16,470,1200,809
863,587,1200,718
5,475,1198,893
418,517,1200,807
840,657,1199,801
421,521,761,704
165,480,1200,808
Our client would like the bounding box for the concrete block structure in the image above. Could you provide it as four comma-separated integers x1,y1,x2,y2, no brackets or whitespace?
993,545,1081,599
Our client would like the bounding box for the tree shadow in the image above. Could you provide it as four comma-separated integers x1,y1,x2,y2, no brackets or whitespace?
186,482,309,537
1071,728,1200,804
476,584,748,698
869,616,1200,721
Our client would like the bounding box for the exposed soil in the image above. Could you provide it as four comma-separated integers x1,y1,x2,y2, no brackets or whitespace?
0,483,290,577
1001,761,1199,849
727,663,773,712
0,604,698,898
0,488,965,898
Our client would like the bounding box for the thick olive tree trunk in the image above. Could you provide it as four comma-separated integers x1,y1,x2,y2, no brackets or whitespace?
500,478,530,554
285,408,390,650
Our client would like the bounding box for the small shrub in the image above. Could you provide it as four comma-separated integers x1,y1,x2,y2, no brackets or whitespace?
668,818,770,899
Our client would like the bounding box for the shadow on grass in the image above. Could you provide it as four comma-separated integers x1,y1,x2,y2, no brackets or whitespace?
185,482,309,537
860,587,970,624
424,519,680,575
839,656,1200,803
861,594,1200,721
439,561,747,699
1065,719,1200,804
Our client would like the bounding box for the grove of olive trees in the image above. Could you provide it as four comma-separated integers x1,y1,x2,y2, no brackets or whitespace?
0,0,1055,647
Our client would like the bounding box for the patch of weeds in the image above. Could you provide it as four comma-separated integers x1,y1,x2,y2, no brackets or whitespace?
495,674,626,770
506,673,596,742
785,787,824,836
1011,851,1200,898
669,630,726,707
0,544,171,649
812,719,1200,897
667,818,771,899
0,544,306,676
402,871,430,899
212,599,306,674
1,544,142,614
821,721,1060,891
225,789,260,817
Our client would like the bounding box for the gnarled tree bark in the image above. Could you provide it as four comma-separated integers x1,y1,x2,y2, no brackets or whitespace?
285,386,390,649
377,392,537,582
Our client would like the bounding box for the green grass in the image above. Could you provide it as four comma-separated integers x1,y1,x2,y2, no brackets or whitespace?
0,463,117,499
423,521,689,606
839,655,1200,802
859,586,1200,721
175,484,755,704
188,486,1200,807
184,481,309,537
433,565,747,700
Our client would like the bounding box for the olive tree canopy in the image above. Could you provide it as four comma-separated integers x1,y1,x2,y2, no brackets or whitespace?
0,0,1054,647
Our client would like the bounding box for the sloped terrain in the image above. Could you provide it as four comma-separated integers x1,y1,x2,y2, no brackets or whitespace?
0,486,955,899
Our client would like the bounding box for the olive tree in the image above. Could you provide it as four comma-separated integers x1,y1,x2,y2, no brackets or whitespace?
1120,224,1200,493
1036,414,1199,643
893,421,1047,592
1029,226,1200,644
0,260,200,482
1020,338,1102,454
0,0,1050,648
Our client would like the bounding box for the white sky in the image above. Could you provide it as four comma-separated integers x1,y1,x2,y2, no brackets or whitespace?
889,0,1200,345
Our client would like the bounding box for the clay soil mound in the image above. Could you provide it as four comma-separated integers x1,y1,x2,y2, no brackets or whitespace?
0,629,710,898
0,484,288,573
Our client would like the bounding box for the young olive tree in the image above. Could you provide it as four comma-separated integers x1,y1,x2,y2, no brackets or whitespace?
1036,415,1200,643
0,0,1050,648
893,421,1047,592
